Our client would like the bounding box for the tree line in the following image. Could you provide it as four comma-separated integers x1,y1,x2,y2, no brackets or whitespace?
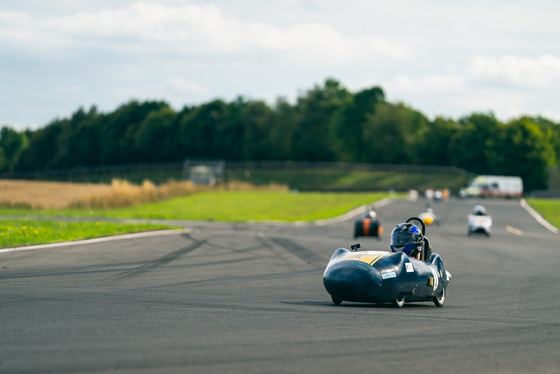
1,78,559,191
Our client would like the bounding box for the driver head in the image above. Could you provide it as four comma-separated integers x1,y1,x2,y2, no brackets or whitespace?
390,223,423,255
473,205,486,215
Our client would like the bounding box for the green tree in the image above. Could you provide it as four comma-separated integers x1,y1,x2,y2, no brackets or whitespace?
361,102,428,164
451,112,499,173
0,126,29,171
48,106,103,168
416,116,458,166
240,100,274,160
5,78,560,183
133,106,177,162
332,86,385,162
72,107,103,166
174,99,229,159
165,105,192,158
292,78,352,161
487,117,554,191
530,116,560,166
99,101,170,164
16,121,63,170
268,97,299,161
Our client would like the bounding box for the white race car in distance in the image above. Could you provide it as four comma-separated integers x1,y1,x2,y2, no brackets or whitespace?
468,205,492,237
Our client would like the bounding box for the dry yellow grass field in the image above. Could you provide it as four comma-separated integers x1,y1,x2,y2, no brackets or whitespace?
70,179,197,208
0,179,198,209
0,179,289,210
0,179,112,209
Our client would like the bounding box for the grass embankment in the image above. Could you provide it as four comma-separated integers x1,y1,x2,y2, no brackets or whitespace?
0,191,393,222
526,198,560,229
0,219,181,248
0,179,194,247
89,190,392,222
228,169,469,193
0,178,394,248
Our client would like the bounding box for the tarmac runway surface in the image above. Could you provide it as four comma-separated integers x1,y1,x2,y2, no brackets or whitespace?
1,197,559,373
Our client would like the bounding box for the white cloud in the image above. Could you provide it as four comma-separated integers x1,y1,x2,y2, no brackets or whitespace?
166,78,211,96
470,54,560,89
3,0,560,127
0,2,411,64
380,52,560,121
112,77,212,105
381,71,544,121
445,89,533,120
386,74,465,95
54,84,84,94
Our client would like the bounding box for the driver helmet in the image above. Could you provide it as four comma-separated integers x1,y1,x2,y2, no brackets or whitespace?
473,205,486,216
362,210,377,219
390,223,423,255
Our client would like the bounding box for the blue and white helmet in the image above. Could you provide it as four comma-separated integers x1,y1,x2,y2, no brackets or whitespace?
390,223,423,255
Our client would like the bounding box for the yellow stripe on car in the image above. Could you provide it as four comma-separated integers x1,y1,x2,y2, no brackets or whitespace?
338,252,389,266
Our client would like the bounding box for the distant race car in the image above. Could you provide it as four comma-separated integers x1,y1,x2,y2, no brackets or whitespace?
419,207,439,226
468,204,492,237
353,208,383,239
408,189,419,201
425,189,434,200
324,217,451,308
432,189,450,201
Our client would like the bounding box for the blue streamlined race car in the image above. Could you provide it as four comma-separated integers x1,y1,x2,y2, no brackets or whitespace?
324,217,451,308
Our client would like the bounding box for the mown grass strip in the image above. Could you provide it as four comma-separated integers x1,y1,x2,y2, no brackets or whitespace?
0,191,393,248
102,191,394,221
0,191,395,222
526,198,560,229
0,219,181,248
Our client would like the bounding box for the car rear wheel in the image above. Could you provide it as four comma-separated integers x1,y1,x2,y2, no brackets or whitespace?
331,296,342,305
433,287,446,307
393,293,406,308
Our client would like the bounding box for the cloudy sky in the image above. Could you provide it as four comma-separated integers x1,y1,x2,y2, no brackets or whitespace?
2,0,560,130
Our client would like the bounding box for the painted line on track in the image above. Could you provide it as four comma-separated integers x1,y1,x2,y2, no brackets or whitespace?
506,225,558,240
520,198,559,234
0,229,190,254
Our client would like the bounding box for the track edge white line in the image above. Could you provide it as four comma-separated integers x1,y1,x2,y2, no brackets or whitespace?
520,198,559,234
0,229,190,253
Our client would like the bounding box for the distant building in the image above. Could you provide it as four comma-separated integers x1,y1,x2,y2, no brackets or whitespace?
183,159,224,186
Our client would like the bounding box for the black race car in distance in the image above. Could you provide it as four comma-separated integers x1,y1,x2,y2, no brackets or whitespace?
353,208,383,239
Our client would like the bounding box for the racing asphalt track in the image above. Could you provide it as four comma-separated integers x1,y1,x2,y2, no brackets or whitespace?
1,197,559,373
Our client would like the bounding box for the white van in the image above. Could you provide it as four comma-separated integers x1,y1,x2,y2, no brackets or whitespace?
460,175,523,198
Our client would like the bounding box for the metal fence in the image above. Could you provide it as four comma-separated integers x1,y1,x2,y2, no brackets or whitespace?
0,160,475,181
224,160,474,176
0,162,184,181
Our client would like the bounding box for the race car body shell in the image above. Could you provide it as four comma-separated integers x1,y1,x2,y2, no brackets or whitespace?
468,214,492,235
323,248,451,305
354,218,383,238
419,211,437,225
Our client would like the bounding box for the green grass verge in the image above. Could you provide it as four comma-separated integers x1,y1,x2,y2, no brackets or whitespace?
0,191,394,248
114,191,394,222
526,198,560,229
0,219,182,248
0,191,395,222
